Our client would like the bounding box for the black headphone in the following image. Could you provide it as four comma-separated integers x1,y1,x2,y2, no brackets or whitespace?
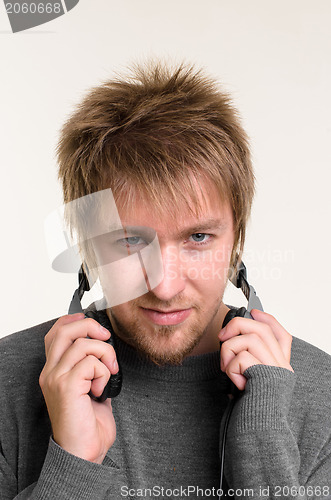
219,260,263,497
222,259,264,327
68,265,123,402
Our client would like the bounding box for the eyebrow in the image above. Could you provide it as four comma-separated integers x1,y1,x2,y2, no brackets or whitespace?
176,218,229,239
104,218,228,238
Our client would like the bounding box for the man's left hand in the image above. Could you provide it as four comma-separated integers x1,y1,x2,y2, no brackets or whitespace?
218,309,294,391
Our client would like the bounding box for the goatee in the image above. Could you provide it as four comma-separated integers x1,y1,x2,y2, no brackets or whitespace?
109,309,206,366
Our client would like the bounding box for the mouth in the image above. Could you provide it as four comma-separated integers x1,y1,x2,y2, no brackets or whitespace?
140,307,192,326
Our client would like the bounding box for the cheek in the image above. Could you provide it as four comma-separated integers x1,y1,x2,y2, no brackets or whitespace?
182,243,233,285
110,303,130,322
189,263,229,289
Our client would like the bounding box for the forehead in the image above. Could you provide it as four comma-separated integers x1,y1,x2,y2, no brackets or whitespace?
112,179,233,238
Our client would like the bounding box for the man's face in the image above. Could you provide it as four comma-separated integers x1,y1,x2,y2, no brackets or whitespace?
100,180,235,364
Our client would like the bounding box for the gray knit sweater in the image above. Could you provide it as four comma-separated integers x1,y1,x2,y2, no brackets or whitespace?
0,310,330,499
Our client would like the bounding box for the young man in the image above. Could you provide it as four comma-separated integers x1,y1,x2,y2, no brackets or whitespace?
0,62,330,499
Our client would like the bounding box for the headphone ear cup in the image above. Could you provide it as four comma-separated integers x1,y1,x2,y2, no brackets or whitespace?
222,309,237,329
85,310,122,400
222,306,247,328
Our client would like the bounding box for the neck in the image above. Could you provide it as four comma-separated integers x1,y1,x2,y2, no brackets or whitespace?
188,302,230,357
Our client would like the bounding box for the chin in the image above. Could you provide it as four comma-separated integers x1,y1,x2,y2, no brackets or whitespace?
140,345,193,366
131,328,204,366
109,307,207,365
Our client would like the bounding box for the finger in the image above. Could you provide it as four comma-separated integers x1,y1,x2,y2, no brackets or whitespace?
224,351,262,391
219,316,285,361
45,314,85,354
46,318,110,368
250,309,292,360
53,338,118,377
221,333,280,372
65,355,111,398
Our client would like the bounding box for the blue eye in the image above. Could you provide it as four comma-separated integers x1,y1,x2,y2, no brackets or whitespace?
126,237,142,245
118,236,144,247
190,233,210,244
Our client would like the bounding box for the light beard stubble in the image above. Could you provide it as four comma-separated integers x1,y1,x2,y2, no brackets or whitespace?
109,296,223,366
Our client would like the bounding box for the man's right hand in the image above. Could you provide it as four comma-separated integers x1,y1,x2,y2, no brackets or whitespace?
39,313,119,464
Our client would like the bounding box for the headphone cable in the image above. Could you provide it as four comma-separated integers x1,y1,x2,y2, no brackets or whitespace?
219,390,238,499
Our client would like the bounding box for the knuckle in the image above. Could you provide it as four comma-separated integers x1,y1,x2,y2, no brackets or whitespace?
220,342,229,357
56,375,69,395
249,332,260,343
284,330,292,342
39,370,45,388
237,350,250,363
56,325,67,340
266,324,273,336
86,317,98,329
61,314,75,323
84,354,95,366
230,316,241,328
42,374,54,394
50,373,68,394
43,369,65,394
225,358,237,375
86,354,108,374
284,333,293,352
258,310,275,323
258,325,272,339
44,328,54,345
74,336,87,348
55,315,70,329
86,353,98,363
85,353,99,366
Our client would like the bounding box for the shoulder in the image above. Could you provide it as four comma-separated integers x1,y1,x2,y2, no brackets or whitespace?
290,335,331,418
0,320,57,481
291,335,331,385
0,318,58,393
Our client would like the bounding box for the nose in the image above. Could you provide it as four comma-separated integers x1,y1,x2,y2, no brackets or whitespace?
150,244,186,301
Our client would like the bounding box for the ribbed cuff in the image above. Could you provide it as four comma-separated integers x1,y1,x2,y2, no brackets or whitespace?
233,365,297,433
32,438,118,500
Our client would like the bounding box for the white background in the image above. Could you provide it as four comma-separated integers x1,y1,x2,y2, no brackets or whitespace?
0,0,330,354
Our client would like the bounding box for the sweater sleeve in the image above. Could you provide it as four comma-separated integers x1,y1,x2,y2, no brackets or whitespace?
0,439,119,500
224,365,331,500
